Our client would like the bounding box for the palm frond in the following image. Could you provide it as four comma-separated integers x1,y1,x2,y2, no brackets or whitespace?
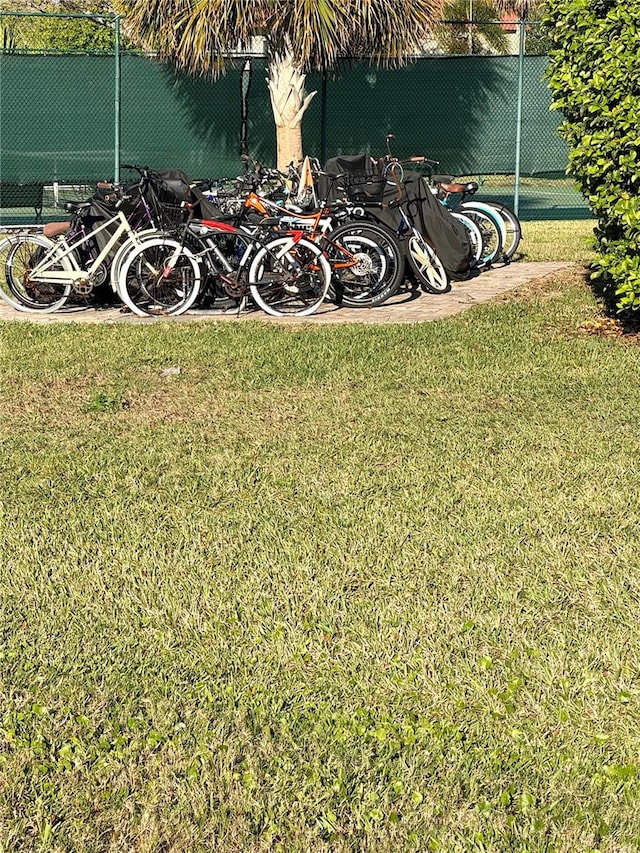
492,0,543,17
122,0,448,76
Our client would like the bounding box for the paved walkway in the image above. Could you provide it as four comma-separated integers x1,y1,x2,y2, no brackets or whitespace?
0,261,572,326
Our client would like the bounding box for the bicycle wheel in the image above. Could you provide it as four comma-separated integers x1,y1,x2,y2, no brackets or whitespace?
460,201,505,267
248,235,331,317
326,221,405,307
482,200,522,261
458,206,503,268
405,232,451,294
0,237,20,309
0,234,73,312
192,230,250,314
117,237,201,317
110,228,162,292
450,212,483,267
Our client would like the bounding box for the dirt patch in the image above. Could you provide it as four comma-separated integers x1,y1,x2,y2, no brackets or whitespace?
494,263,640,344
496,264,590,303
578,313,640,344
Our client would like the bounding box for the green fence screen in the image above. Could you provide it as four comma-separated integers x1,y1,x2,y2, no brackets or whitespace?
0,39,590,221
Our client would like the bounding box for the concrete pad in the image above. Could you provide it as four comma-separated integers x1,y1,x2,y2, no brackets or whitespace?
0,262,573,326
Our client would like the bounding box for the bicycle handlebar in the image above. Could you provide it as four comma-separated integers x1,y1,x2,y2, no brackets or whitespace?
407,155,440,166
379,134,440,172
119,164,159,184
120,163,149,173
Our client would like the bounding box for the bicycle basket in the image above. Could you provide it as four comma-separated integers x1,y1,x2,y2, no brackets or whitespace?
149,197,187,229
334,171,387,203
146,169,191,225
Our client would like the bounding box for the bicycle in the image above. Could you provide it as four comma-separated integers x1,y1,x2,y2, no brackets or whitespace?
118,197,331,318
423,172,523,265
389,184,450,294
372,137,508,270
235,169,406,308
0,210,166,314
0,165,185,313
373,139,451,294
432,178,521,263
431,179,506,264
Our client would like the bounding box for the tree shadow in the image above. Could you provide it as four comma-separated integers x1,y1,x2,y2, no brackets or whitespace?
302,55,566,179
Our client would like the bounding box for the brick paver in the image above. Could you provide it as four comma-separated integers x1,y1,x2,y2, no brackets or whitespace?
0,262,572,326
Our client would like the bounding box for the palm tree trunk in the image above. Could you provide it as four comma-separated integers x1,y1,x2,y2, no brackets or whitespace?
266,43,316,171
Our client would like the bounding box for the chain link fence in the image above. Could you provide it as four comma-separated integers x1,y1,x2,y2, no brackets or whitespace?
0,12,590,224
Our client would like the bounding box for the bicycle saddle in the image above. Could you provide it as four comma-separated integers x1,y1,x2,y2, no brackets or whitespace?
63,200,93,214
437,181,478,195
43,220,72,238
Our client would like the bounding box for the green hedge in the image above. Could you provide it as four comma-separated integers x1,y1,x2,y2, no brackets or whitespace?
545,0,640,311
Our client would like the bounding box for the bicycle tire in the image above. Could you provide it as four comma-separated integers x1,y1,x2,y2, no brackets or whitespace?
405,233,450,294
0,237,22,309
460,201,506,265
117,237,201,317
450,212,483,267
457,206,503,268
249,235,331,317
110,228,163,293
481,200,522,261
0,233,73,312
326,221,405,307
461,199,508,246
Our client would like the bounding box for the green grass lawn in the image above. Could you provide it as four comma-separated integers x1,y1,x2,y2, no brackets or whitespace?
518,219,595,264
3,225,640,852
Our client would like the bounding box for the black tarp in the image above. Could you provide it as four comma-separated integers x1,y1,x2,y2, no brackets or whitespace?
322,155,473,281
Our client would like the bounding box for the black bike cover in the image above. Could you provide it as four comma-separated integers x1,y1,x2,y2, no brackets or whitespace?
322,156,472,281
150,169,191,206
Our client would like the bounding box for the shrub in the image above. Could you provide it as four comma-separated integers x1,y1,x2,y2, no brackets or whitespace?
544,0,640,311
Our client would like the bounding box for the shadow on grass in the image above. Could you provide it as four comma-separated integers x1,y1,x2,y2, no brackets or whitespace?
572,266,640,342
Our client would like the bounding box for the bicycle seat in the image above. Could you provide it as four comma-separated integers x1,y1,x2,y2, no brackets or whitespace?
438,181,478,195
43,220,72,238
63,200,93,214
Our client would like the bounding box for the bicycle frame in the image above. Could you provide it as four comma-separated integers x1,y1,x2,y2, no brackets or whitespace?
184,219,257,292
28,210,151,289
242,191,365,275
161,212,314,289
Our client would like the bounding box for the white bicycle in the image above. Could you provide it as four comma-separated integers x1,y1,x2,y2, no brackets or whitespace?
0,203,175,314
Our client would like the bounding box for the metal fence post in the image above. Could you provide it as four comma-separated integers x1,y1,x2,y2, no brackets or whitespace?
240,59,252,157
114,15,120,183
320,68,328,167
514,18,526,217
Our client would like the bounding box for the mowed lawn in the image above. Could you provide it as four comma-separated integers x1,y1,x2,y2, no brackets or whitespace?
2,225,640,851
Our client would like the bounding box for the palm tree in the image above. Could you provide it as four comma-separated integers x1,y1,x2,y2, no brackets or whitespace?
119,0,445,169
